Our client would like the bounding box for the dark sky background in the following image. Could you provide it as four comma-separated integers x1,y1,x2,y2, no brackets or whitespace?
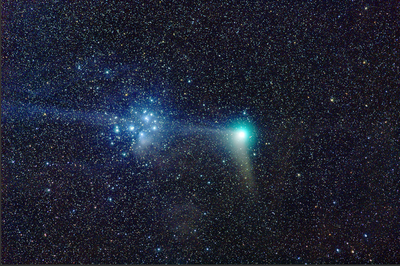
2,0,400,264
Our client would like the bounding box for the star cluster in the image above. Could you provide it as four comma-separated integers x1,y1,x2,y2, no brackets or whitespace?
107,107,165,154
2,0,400,264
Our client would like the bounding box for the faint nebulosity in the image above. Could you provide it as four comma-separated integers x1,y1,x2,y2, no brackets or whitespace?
2,0,400,264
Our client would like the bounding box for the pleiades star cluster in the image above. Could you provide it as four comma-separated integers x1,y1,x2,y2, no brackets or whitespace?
2,0,400,264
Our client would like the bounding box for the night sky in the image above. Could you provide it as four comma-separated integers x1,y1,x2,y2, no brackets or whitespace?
2,0,400,264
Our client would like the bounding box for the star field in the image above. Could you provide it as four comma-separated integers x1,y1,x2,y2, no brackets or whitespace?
2,0,400,264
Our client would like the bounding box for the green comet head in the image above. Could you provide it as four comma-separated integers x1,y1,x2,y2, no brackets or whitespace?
226,118,257,190
236,130,247,140
230,119,256,146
